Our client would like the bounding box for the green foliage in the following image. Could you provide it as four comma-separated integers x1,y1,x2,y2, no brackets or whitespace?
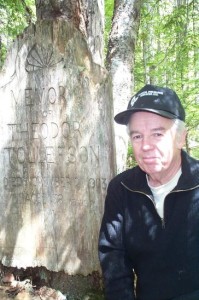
0,0,36,68
133,0,199,161
104,0,114,54
127,143,137,169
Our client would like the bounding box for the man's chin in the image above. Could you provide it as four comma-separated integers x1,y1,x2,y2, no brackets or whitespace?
142,165,163,175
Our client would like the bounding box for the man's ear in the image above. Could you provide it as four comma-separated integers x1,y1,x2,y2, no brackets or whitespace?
177,129,187,149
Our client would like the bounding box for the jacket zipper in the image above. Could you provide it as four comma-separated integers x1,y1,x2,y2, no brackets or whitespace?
121,182,199,229
121,182,166,228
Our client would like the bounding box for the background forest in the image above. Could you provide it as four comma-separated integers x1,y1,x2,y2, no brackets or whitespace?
1,0,199,167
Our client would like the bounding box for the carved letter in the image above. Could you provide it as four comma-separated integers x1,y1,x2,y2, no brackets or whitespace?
59,86,66,103
25,88,34,106
61,122,70,138
79,146,88,163
48,87,56,104
17,147,25,163
68,147,76,163
51,122,59,138
40,123,48,139
90,146,99,163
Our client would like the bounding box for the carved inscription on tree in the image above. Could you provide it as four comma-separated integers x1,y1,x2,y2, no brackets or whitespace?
0,21,115,275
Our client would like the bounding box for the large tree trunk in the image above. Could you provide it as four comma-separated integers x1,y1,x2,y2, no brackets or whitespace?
106,0,141,173
0,1,115,297
35,0,104,65
36,0,142,173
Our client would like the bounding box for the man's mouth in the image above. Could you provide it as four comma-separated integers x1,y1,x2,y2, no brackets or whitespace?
142,157,159,163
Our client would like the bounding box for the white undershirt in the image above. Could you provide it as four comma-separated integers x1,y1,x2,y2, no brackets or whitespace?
147,168,182,218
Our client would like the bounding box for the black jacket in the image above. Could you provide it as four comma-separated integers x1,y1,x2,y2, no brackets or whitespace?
98,151,199,300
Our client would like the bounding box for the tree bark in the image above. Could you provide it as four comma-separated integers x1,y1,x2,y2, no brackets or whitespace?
106,0,141,172
35,0,142,172
35,0,104,65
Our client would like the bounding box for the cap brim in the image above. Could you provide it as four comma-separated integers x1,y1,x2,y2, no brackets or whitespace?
114,108,178,125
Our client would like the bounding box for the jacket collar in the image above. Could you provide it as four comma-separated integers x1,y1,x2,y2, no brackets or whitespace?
176,150,199,190
121,150,199,193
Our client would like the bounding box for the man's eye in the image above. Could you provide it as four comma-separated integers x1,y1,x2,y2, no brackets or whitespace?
132,135,142,140
153,132,163,137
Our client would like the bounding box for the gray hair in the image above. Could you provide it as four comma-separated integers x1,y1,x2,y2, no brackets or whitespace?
172,119,187,141
172,118,186,133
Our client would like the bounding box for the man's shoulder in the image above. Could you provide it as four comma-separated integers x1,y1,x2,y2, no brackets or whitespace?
178,151,199,189
112,166,139,180
109,165,145,189
182,150,199,172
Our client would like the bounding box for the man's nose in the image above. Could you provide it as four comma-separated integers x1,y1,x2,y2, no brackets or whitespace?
142,136,153,150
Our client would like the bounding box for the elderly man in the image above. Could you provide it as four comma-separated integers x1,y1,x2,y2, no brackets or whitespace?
98,84,199,300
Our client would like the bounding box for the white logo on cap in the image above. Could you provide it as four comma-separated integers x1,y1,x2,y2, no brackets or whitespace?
130,96,138,106
130,90,163,107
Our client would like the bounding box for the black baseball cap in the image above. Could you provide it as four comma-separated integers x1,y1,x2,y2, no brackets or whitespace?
114,84,185,125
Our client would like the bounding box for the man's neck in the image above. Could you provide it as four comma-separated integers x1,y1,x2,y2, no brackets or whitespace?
148,160,182,187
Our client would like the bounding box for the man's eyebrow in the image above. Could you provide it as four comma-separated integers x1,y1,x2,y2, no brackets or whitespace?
151,127,166,131
129,127,166,135
129,130,141,135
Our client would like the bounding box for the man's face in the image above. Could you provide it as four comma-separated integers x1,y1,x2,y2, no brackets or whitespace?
128,111,186,182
